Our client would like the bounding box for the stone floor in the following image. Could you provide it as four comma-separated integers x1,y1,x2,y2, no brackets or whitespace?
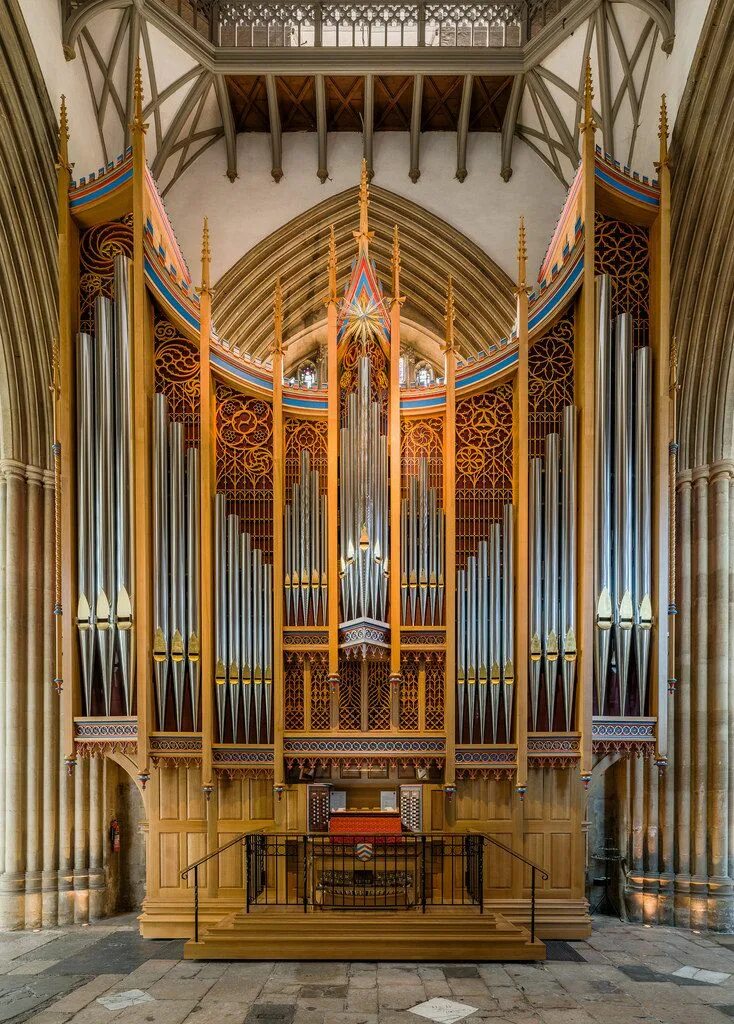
1,914,734,1023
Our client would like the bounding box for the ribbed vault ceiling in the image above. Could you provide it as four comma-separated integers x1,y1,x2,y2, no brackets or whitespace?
212,184,515,362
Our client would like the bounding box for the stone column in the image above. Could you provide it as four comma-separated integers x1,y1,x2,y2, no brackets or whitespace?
643,756,659,923
0,465,28,929
88,757,105,920
0,473,6,881
628,755,645,921
674,473,692,926
73,757,89,924
690,468,709,927
708,463,733,927
24,468,44,928
42,476,59,926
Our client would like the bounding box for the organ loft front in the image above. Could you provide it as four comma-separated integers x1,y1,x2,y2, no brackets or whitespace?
53,65,674,959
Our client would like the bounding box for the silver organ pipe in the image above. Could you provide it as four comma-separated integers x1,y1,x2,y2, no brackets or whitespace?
614,314,635,714
456,507,514,743
401,456,444,625
186,447,200,727
634,346,653,712
169,421,186,730
76,332,95,715
339,356,389,623
113,255,133,715
502,503,514,740
528,458,543,731
560,405,577,731
151,396,200,730
594,276,613,713
94,297,115,716
213,503,273,743
284,451,326,625
543,432,560,726
153,395,170,727
214,493,228,740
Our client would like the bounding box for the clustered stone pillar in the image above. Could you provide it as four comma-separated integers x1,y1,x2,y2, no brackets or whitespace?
0,459,111,929
612,461,734,932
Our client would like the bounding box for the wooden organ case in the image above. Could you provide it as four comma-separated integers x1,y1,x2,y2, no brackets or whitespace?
53,70,673,950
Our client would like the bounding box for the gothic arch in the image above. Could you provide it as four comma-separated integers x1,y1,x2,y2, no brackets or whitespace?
212,185,516,364
0,0,56,469
672,0,734,471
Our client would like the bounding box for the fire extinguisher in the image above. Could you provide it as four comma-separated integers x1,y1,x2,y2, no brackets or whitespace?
109,818,121,853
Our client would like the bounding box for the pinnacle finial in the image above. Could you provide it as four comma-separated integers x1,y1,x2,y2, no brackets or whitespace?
200,217,211,294
58,95,70,169
517,216,527,290
354,157,374,247
328,225,337,303
131,56,147,135
581,57,595,133
274,277,284,356
444,276,455,354
391,225,403,305
658,94,669,166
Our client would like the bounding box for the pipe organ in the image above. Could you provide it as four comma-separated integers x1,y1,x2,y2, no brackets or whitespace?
57,71,672,942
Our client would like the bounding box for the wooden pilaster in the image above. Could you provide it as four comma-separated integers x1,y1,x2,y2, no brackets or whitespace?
389,226,404,724
651,96,671,765
443,279,457,792
272,280,285,792
514,218,530,794
198,219,214,794
56,96,80,767
326,228,340,726
130,60,153,785
577,60,597,782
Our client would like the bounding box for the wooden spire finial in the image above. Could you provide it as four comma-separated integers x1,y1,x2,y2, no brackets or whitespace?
444,276,456,354
580,57,595,133
658,94,669,167
391,225,404,305
58,95,70,169
327,225,337,304
200,217,212,295
517,216,527,291
274,277,284,356
131,56,147,134
354,157,374,246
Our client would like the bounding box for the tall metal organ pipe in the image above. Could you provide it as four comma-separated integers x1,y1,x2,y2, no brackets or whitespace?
594,275,613,714
528,458,543,731
153,395,170,727
456,507,514,743
113,255,134,715
186,446,200,727
76,332,96,715
169,421,186,730
213,500,273,743
94,297,116,716
401,456,444,625
614,314,634,715
634,346,652,712
285,451,326,625
560,405,577,731
543,432,560,726
339,357,389,623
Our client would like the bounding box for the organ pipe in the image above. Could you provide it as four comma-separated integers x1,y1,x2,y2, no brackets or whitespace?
543,432,560,725
634,346,652,712
94,297,115,716
75,332,95,715
153,394,170,727
401,456,444,625
456,507,513,743
614,314,634,715
594,275,613,714
113,255,133,715
529,458,543,731
285,451,327,625
169,421,186,730
560,405,577,731
339,357,389,623
213,501,273,743
186,447,200,727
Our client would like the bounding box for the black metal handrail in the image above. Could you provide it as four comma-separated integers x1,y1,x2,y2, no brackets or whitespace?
180,827,265,942
468,829,549,943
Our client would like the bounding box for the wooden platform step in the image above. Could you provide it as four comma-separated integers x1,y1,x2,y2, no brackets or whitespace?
184,908,546,961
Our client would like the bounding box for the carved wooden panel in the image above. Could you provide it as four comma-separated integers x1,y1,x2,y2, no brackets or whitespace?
78,217,134,335
309,653,331,731
424,651,445,731
595,214,650,350
284,652,305,730
528,311,574,457
399,651,420,731
455,385,513,569
338,659,361,730
154,310,200,445
367,661,391,730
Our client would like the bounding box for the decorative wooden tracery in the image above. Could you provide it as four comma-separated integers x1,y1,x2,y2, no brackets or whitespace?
528,311,575,457
595,214,650,350
78,217,134,335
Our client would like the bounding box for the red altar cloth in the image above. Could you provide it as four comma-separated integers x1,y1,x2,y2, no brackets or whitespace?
327,812,404,843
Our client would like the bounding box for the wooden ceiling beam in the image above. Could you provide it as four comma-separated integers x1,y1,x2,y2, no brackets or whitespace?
363,74,374,179
266,73,283,182
456,74,473,182
215,74,238,181
315,74,328,182
409,74,423,183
